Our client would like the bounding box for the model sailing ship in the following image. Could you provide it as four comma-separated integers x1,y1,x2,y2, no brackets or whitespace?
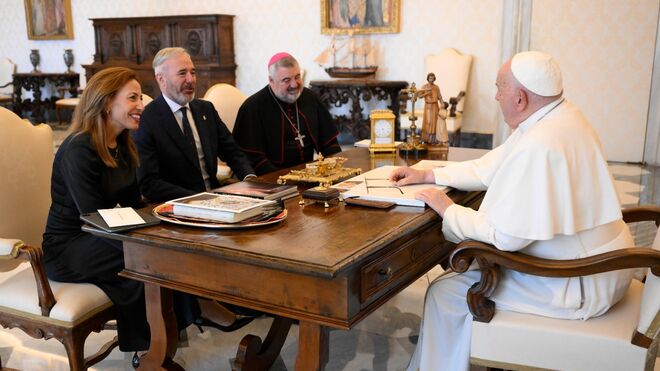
314,31,378,78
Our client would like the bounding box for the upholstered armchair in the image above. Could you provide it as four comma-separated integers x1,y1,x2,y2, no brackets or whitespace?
400,49,472,146
202,83,248,182
0,107,118,370
449,205,660,370
0,58,16,109
141,93,153,106
425,49,472,147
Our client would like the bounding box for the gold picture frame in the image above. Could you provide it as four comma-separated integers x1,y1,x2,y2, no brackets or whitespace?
321,0,400,35
24,0,74,40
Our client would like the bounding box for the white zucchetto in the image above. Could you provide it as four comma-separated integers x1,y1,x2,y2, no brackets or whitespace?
511,51,563,97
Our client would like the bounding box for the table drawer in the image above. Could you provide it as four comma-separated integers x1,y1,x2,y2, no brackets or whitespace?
360,225,443,303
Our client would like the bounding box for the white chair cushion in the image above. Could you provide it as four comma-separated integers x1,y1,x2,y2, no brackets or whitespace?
0,267,111,325
0,238,21,257
55,98,79,107
637,228,660,337
471,280,647,371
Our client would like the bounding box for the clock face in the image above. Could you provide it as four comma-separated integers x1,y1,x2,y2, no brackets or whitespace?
374,119,392,138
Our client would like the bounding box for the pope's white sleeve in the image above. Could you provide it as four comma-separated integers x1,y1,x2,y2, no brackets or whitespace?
431,142,511,191
442,204,533,251
432,160,487,190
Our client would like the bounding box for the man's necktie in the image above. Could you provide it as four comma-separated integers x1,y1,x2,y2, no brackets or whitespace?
179,107,196,151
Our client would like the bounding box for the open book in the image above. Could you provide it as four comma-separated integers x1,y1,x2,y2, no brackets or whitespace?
334,165,449,207
168,192,276,223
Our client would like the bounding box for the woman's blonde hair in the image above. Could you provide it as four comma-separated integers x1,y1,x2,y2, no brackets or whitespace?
68,66,140,168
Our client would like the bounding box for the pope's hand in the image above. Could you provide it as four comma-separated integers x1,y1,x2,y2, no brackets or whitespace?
388,167,433,186
415,188,453,217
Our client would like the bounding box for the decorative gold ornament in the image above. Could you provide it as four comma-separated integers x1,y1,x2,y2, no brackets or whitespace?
277,155,362,188
399,82,428,154
369,109,397,154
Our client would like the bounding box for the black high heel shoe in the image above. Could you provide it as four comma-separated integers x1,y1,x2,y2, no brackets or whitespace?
132,351,140,368
194,315,255,333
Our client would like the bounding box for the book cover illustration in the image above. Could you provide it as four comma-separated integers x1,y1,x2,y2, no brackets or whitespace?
214,181,298,200
169,192,275,223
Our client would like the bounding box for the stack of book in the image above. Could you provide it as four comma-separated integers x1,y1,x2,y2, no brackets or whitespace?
169,192,277,223
213,180,299,201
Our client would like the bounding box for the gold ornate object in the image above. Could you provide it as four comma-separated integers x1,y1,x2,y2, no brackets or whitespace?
399,82,428,154
369,109,397,154
277,155,362,188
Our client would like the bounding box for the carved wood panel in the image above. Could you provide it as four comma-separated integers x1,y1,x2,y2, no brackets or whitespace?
83,14,236,98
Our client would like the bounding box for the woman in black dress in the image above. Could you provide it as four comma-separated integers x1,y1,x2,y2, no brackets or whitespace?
41,67,201,356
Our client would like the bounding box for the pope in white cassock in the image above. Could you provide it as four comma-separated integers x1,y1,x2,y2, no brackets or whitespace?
389,51,633,371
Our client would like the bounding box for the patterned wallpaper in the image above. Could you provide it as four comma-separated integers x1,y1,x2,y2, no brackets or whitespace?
0,0,657,161
0,0,502,135
530,0,659,162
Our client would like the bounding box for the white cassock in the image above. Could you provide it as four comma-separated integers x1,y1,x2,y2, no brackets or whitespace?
408,98,634,371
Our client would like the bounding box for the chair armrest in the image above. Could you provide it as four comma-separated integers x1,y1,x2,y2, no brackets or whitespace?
449,240,660,323
622,205,660,226
15,244,56,316
447,91,466,117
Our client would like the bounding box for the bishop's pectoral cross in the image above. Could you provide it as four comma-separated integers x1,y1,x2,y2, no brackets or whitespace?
294,132,306,147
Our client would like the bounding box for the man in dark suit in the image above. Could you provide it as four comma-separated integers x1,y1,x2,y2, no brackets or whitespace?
134,47,257,329
135,47,255,203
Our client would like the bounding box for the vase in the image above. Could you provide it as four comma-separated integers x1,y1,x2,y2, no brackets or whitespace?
63,49,74,73
29,49,40,73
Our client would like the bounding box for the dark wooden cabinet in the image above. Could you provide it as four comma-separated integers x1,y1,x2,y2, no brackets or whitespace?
82,14,236,98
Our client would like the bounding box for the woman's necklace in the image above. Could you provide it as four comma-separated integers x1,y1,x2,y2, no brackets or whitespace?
268,87,305,147
111,145,120,161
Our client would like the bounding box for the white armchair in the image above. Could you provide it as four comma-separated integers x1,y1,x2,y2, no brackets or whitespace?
0,107,118,370
425,49,472,146
450,206,660,371
0,58,16,109
400,49,472,146
142,92,153,106
202,83,248,182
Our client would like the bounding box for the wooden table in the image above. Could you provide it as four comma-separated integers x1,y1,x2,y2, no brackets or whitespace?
309,80,408,143
12,72,79,123
85,147,486,370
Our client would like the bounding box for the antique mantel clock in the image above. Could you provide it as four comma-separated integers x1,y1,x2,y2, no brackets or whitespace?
369,109,397,154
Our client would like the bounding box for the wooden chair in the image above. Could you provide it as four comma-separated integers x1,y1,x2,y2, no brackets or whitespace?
141,93,153,106
449,206,660,371
400,49,472,146
0,107,118,370
202,83,247,132
0,58,16,109
202,83,247,181
425,49,472,147
54,85,80,127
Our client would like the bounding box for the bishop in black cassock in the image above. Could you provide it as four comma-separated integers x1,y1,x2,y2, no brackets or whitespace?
233,85,341,175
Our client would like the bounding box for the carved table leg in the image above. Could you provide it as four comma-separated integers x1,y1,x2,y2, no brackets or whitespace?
138,283,183,370
234,316,293,371
295,321,329,371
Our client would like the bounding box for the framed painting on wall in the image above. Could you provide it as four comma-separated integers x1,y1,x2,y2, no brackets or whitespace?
24,0,74,40
321,0,400,35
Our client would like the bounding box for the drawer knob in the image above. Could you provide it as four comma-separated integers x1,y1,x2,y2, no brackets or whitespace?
378,266,393,278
